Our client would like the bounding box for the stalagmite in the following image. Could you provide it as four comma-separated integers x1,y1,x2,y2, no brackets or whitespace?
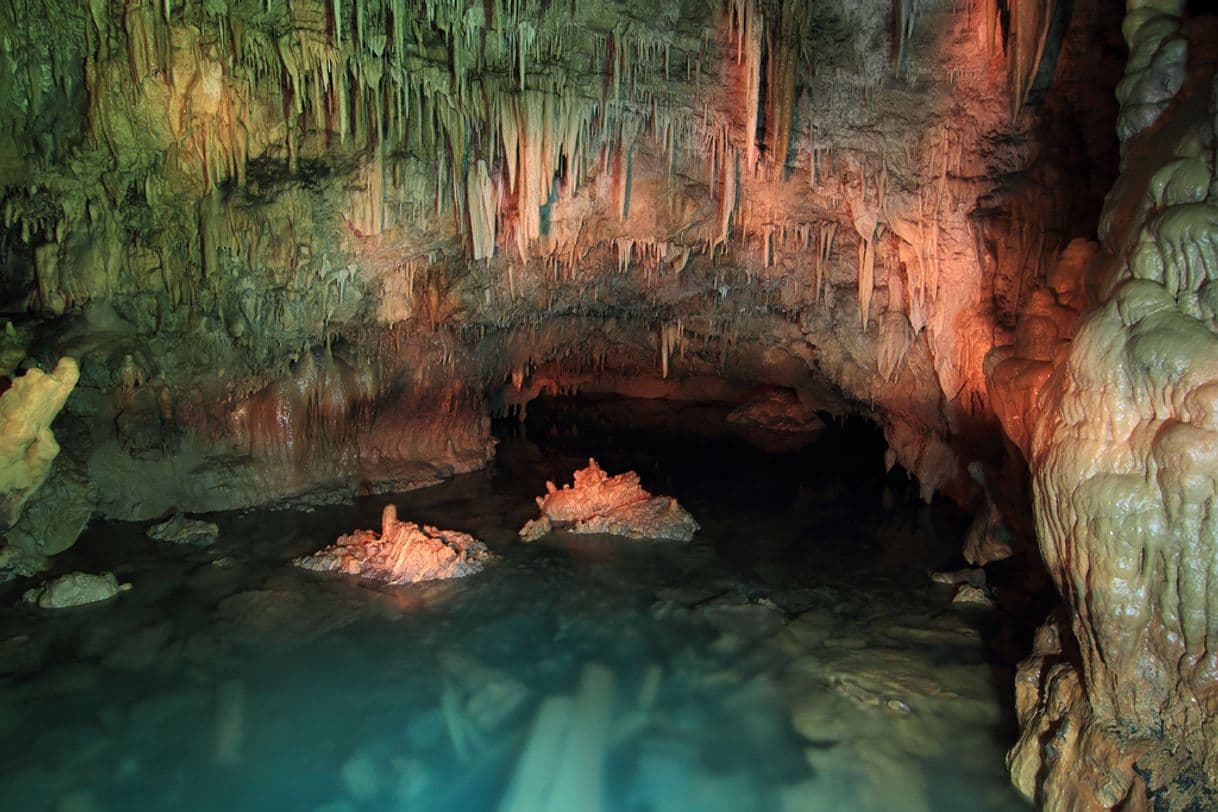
1008,0,1055,119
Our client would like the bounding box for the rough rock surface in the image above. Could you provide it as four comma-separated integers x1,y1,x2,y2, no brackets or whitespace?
951,585,993,609
22,571,130,609
726,388,825,434
2,452,97,578
0,358,78,528
0,0,1125,533
520,459,699,542
147,514,220,546
296,505,490,585
994,6,1218,808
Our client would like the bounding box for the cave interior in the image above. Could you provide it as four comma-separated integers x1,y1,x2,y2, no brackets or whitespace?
2,0,1218,809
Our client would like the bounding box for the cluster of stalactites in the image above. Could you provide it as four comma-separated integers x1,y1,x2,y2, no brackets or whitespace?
897,0,1055,119
71,0,731,267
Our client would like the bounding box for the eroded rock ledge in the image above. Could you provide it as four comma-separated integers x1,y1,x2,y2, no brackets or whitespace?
520,459,699,542
296,505,491,585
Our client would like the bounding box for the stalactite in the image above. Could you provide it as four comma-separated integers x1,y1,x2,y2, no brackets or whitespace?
764,2,802,175
741,4,762,172
894,0,917,77
1008,0,1055,119
467,158,497,262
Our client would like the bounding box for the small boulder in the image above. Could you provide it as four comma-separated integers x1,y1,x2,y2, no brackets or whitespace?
518,516,552,543
23,571,131,608
147,514,219,546
952,584,994,608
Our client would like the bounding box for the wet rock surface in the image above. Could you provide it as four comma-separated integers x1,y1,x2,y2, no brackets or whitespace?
987,10,1218,808
22,572,129,609
0,358,79,529
146,515,220,546
296,504,490,584
520,459,699,542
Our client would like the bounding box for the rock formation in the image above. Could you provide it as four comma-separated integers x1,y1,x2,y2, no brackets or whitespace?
23,571,131,609
296,504,490,584
991,4,1218,808
0,0,1121,525
520,459,699,542
5,0,1218,804
147,513,220,545
0,357,79,528
0,356,90,576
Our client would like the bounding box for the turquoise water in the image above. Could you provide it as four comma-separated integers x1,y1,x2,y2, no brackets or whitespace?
0,400,1031,811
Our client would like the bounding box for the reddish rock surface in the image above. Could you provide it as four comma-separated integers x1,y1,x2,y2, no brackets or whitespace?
296,504,490,584
520,459,699,542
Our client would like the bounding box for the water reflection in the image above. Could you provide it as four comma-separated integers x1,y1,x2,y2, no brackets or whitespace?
0,400,1030,811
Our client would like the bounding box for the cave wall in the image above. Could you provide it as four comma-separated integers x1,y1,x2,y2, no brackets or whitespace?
0,0,1120,579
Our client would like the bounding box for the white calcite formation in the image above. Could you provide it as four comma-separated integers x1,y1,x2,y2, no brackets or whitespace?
295,505,490,585
520,459,699,542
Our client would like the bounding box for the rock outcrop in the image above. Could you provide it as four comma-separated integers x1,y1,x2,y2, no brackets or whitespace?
295,505,490,585
520,459,699,542
23,571,130,609
146,514,220,546
726,388,825,435
0,357,79,529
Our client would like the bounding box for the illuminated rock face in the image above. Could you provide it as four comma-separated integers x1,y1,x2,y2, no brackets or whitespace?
0,0,1122,525
998,4,1218,807
0,357,78,528
296,504,490,584
521,459,699,542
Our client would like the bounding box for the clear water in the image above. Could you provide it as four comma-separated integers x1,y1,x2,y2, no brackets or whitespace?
0,399,1031,811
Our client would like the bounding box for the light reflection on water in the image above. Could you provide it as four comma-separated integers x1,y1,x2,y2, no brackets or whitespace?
0,404,1031,811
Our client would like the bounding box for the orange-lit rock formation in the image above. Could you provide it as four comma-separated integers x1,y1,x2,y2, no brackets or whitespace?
296,504,490,584
520,459,699,542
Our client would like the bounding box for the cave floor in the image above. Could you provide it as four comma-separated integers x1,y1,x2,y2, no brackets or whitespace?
0,399,1031,811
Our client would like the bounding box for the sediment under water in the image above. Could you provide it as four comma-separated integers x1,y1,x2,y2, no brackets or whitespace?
0,398,1032,811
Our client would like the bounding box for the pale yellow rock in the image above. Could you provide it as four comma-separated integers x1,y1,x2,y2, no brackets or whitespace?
0,357,78,528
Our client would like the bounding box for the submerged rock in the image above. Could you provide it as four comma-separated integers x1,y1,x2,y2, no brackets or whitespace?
295,504,490,584
147,514,219,546
951,585,994,608
727,388,825,433
23,571,131,608
928,567,986,588
520,459,699,542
